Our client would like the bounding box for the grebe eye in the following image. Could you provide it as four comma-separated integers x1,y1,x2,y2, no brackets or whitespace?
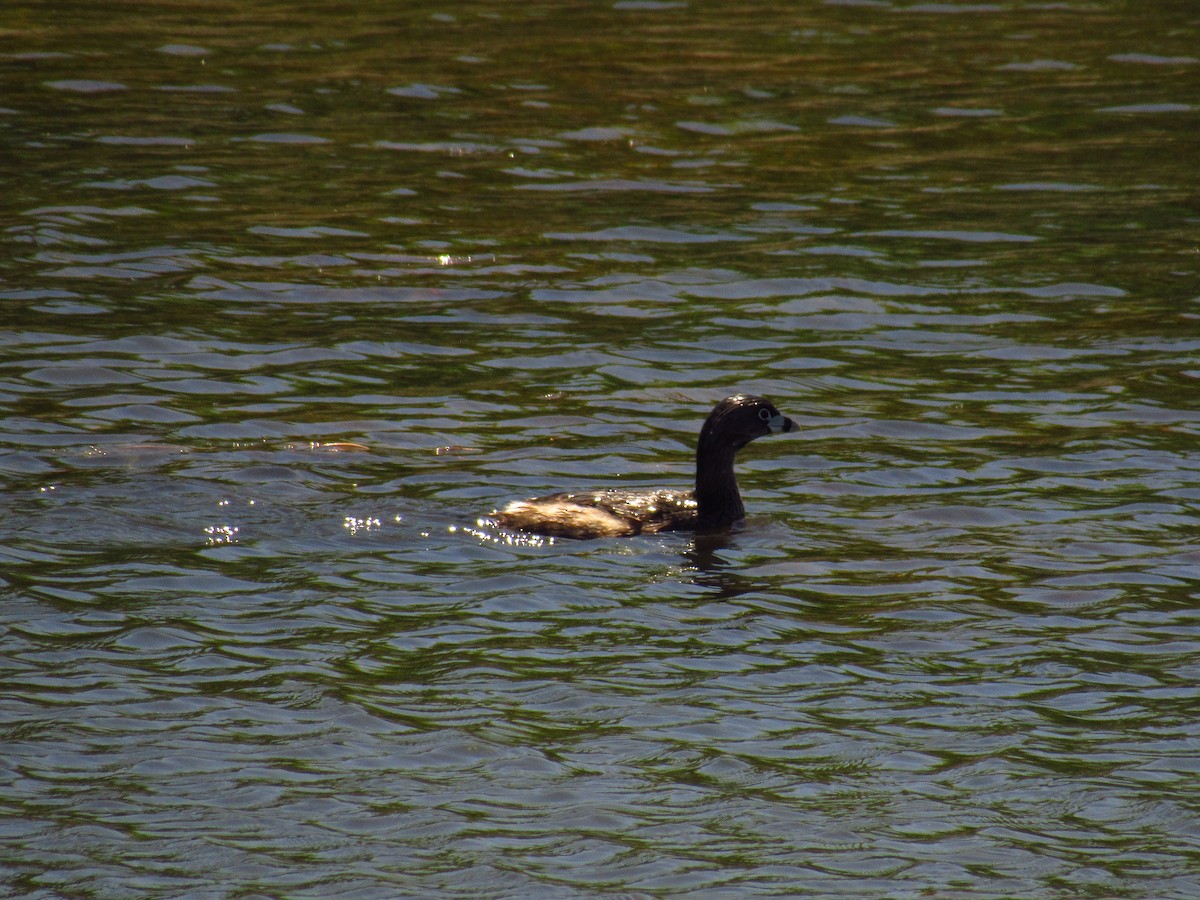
758,408,772,421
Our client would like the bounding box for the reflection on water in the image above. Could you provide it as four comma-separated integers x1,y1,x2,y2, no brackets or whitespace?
2,0,1199,896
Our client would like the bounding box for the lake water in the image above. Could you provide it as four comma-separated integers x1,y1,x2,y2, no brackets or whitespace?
2,1,1199,896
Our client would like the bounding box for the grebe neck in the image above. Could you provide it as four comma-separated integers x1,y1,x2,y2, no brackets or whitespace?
694,439,744,529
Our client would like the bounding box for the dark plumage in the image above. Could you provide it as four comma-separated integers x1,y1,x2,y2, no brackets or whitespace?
489,394,796,539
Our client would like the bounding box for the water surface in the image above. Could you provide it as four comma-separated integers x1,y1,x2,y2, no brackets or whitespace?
2,1,1199,896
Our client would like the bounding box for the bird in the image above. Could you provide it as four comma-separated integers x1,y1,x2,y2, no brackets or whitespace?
487,394,795,539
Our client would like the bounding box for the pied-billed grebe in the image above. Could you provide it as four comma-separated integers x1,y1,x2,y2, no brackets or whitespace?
488,394,796,539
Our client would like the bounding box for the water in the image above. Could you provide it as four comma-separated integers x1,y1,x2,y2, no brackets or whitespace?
2,1,1199,896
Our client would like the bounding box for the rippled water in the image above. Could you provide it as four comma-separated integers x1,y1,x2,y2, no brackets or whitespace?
3,1,1199,896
